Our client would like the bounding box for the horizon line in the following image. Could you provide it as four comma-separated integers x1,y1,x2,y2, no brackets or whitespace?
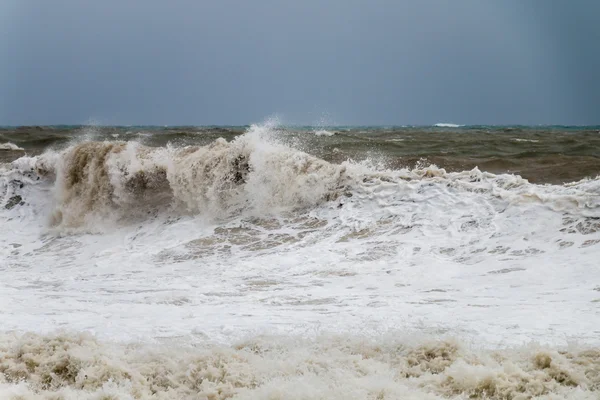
2,123,600,128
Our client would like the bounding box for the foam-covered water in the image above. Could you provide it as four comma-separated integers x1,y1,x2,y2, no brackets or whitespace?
2,332,600,399
1,123,599,398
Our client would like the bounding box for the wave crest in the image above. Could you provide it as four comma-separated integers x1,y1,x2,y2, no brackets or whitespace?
16,126,354,228
434,123,463,128
0,142,25,151
2,123,599,231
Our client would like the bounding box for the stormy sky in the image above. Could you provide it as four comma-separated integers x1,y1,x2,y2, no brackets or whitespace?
1,0,599,126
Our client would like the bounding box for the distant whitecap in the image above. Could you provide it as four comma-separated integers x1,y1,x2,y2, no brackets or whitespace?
434,123,463,128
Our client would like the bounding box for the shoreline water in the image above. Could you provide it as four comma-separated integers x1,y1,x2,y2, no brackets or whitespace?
2,330,600,399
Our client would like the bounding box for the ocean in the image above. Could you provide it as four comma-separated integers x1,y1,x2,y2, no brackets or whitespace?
1,122,599,399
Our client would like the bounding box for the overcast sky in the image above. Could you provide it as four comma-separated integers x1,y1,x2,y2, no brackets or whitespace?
1,0,599,126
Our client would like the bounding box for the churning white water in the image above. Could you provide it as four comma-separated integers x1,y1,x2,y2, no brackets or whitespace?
1,123,599,399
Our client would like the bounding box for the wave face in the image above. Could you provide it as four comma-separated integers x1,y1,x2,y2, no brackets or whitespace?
6,125,355,229
3,124,600,184
1,122,600,398
5,126,599,231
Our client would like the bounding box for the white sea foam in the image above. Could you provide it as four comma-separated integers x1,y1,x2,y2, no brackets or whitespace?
313,129,336,136
513,138,541,143
1,122,599,398
0,142,25,151
434,123,463,128
1,332,599,399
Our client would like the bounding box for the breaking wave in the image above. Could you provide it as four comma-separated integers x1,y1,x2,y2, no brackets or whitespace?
2,122,600,399
1,122,599,232
3,124,358,229
313,129,336,136
0,142,25,151
1,332,599,400
434,123,463,128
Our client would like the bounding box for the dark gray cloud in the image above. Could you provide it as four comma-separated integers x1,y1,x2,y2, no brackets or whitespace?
1,0,599,125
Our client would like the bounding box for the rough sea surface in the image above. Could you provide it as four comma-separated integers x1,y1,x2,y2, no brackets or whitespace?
1,123,599,399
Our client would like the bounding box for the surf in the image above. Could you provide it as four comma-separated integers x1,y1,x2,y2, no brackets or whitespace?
1,123,599,399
